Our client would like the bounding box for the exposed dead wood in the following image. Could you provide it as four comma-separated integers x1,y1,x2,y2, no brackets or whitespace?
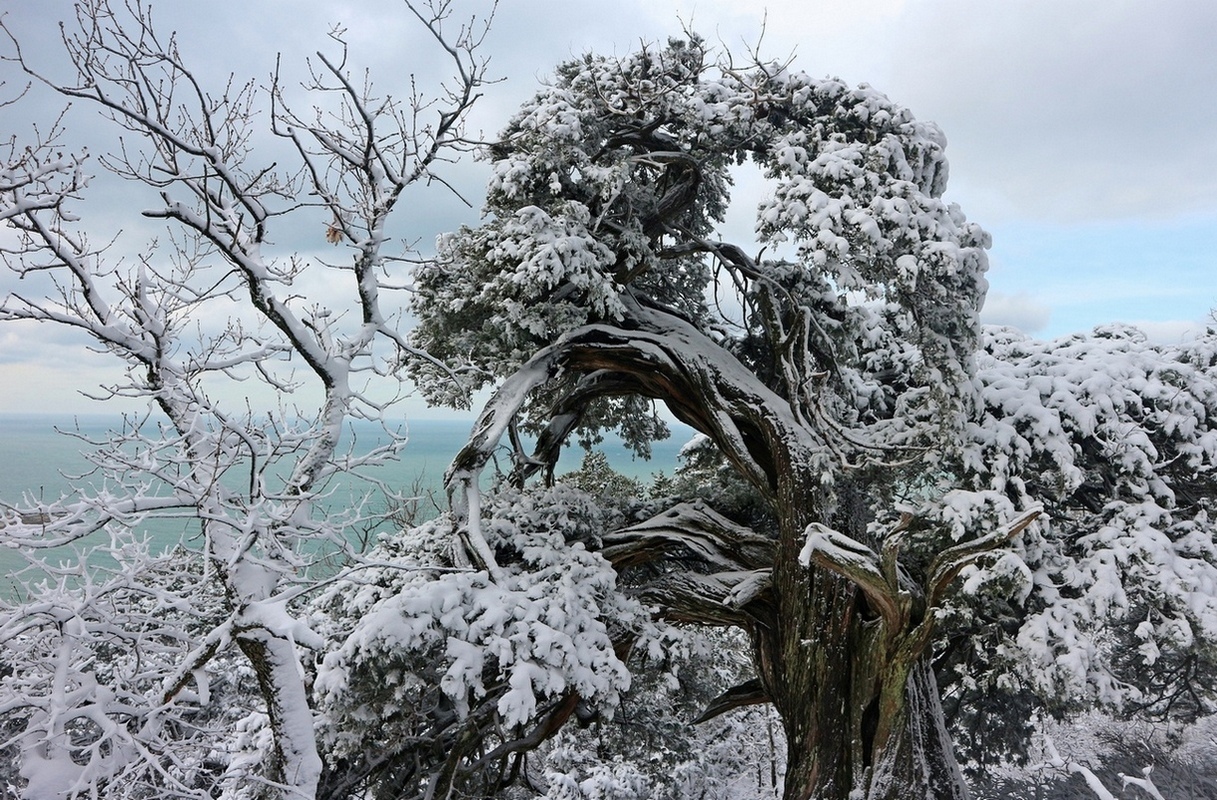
692,678,770,724
602,501,775,570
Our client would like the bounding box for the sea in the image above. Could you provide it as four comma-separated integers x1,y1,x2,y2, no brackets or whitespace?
0,413,691,590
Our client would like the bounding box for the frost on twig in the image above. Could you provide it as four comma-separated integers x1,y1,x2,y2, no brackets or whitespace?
0,0,492,795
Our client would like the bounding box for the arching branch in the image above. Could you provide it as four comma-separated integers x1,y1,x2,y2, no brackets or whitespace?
447,302,824,511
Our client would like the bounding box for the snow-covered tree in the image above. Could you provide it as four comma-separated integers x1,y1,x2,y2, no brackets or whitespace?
942,325,1217,765
400,34,1000,800
0,1,491,796
396,34,1217,800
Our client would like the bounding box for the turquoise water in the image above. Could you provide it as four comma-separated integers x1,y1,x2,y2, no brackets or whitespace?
0,413,687,500
0,414,690,587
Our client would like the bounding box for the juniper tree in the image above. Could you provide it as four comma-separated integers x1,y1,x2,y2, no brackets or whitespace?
401,35,1008,799
386,35,1217,800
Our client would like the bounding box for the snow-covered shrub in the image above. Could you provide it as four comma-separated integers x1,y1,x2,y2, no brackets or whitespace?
0,541,258,799
311,483,662,797
938,325,1217,766
541,753,651,800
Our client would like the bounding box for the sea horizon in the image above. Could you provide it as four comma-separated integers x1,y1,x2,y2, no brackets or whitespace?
0,412,692,596
0,412,689,496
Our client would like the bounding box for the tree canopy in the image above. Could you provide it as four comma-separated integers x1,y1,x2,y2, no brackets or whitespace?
943,324,1217,763
409,35,989,460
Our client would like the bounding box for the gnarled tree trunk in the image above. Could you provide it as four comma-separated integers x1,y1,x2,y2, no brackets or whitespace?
446,304,1037,799
762,512,967,799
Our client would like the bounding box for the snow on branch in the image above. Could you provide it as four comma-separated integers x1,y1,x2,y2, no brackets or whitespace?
1037,735,1168,800
0,0,495,796
925,505,1041,608
0,128,86,225
441,300,825,570
800,506,1041,654
960,326,1217,711
310,484,657,797
799,522,906,633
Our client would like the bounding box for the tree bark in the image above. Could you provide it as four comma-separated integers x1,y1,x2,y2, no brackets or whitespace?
735,454,967,800
237,631,324,799
759,548,969,799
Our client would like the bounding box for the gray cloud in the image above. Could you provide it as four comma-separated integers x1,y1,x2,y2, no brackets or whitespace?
3,0,1214,415
10,0,1214,230
979,291,1052,333
880,0,1217,223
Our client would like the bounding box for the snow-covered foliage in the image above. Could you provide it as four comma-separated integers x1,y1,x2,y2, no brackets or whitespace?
308,483,663,797
411,34,989,457
531,625,787,800
936,324,1217,762
972,712,1217,799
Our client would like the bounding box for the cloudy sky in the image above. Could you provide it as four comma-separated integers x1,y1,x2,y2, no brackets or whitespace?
1,0,1214,416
